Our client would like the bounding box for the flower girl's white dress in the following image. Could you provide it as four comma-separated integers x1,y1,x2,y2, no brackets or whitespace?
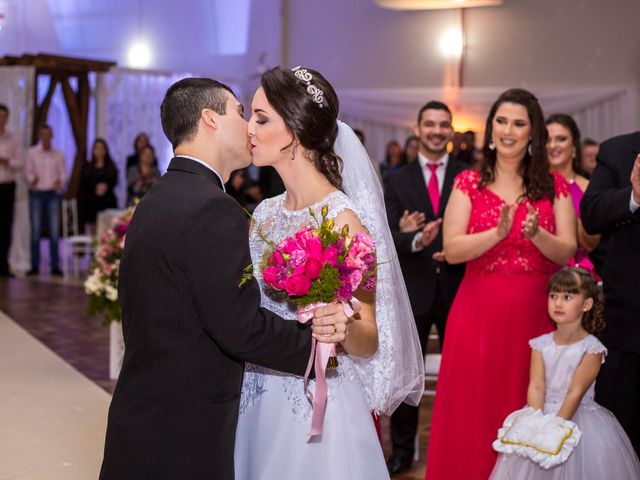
490,332,640,479
233,191,389,480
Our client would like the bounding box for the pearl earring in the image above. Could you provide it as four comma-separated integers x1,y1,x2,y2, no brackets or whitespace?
489,141,496,150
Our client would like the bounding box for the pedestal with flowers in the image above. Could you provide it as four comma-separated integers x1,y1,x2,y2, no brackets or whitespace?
84,207,134,380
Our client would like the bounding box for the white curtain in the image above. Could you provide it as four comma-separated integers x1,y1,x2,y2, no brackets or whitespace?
338,86,640,164
0,66,35,273
96,68,190,207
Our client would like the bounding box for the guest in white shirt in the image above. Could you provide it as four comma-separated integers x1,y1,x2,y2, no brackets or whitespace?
0,104,23,277
25,125,66,276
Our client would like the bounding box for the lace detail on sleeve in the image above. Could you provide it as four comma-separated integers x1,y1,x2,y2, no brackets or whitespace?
583,335,608,363
552,171,570,199
453,169,479,198
529,333,553,351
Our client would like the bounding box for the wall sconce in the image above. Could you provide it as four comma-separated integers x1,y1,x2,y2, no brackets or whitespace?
374,0,502,10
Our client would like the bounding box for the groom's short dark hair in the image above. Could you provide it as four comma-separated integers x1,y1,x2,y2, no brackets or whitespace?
161,77,235,149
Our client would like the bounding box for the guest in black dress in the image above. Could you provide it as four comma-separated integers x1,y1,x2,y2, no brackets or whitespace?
79,138,118,234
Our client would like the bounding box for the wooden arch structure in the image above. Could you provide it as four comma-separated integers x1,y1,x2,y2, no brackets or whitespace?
0,53,116,198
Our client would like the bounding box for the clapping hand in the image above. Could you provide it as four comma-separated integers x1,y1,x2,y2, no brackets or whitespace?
631,153,640,205
399,210,426,233
311,303,349,344
496,204,517,240
420,218,443,248
522,204,540,239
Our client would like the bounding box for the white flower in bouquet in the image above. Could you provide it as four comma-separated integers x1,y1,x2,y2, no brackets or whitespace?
105,285,118,302
84,268,104,295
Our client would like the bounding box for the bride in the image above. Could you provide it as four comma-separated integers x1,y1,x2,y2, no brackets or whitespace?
233,66,424,479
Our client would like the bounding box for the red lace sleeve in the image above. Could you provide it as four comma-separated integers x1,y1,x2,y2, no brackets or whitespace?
453,169,479,197
552,171,570,198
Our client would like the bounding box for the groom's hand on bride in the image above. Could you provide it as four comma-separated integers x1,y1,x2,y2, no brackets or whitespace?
311,304,349,344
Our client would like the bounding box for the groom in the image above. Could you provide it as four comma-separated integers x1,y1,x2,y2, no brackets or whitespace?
99,78,348,480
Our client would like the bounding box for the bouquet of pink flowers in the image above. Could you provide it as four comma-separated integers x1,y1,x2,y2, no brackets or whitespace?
255,204,377,307
84,207,134,324
248,204,377,436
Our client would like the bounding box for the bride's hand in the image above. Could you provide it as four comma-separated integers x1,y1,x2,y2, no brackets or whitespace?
311,304,349,344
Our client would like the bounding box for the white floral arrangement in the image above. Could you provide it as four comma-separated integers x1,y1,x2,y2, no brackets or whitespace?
84,207,133,324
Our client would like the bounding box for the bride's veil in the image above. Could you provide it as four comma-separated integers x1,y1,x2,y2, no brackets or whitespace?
335,120,425,414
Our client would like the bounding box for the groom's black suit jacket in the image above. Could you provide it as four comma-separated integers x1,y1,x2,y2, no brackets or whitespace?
581,132,640,354
99,157,312,480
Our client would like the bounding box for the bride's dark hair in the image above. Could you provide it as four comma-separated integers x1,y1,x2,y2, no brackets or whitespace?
260,66,343,190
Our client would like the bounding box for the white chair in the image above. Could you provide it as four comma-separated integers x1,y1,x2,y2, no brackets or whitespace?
61,198,94,279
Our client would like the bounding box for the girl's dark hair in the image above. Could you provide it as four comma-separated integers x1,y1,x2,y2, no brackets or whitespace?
545,113,588,178
260,66,343,190
481,88,555,202
547,267,605,335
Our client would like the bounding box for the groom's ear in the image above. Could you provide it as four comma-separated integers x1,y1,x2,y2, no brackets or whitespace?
201,108,218,131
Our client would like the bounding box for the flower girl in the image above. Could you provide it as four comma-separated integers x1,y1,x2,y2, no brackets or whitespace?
490,267,640,479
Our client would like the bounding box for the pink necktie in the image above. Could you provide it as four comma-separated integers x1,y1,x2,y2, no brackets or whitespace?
427,163,442,214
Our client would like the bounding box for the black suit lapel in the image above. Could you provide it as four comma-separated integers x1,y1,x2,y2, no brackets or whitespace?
167,156,224,191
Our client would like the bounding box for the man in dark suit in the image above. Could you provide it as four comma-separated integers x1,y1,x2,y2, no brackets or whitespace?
99,78,348,480
581,132,640,456
384,101,467,474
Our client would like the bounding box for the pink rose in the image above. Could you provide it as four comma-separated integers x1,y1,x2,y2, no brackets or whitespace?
290,249,308,268
262,266,281,289
304,257,323,280
304,236,323,259
348,269,363,291
322,245,339,267
272,251,285,266
285,273,312,296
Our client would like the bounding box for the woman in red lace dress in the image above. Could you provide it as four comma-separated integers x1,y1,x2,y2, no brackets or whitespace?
425,89,577,480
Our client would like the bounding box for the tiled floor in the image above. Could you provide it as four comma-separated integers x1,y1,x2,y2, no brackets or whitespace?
0,274,433,479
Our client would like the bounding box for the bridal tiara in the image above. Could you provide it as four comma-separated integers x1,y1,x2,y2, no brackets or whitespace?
291,66,326,108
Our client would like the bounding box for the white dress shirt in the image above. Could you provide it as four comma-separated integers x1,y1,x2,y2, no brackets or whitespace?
176,155,226,193
25,144,66,191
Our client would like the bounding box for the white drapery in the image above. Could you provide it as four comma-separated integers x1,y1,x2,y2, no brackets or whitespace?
95,68,190,206
0,66,35,273
339,86,640,164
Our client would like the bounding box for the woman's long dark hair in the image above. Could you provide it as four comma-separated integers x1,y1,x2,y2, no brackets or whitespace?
260,66,343,191
480,88,555,202
545,113,588,178
90,138,117,173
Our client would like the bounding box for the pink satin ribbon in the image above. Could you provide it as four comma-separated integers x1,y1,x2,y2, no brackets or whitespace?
297,297,361,436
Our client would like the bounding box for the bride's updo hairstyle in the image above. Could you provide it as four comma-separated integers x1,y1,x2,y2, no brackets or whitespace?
260,66,343,191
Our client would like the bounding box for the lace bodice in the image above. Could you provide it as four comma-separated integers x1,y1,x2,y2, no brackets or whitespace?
240,190,395,420
454,170,569,275
529,333,607,412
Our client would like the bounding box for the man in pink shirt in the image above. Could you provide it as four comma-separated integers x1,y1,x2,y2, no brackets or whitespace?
0,104,23,277
25,125,66,276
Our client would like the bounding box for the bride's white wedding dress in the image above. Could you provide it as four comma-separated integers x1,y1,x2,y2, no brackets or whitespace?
233,121,423,480
234,191,388,480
